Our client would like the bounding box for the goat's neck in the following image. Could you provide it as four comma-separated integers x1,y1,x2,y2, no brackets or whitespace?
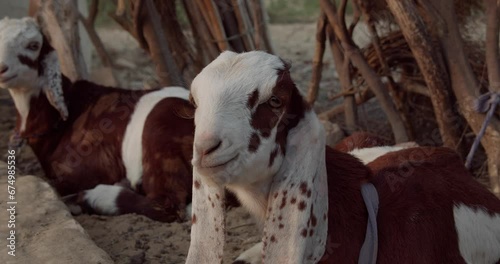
9,86,42,134
8,77,69,159
227,177,273,225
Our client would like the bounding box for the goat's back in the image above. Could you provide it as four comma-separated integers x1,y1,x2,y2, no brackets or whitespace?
370,147,500,263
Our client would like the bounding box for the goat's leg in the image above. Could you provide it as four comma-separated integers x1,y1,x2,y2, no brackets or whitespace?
233,242,262,264
64,184,178,222
113,178,132,189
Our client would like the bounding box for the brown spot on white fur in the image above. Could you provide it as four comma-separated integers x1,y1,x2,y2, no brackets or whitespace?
298,201,306,211
269,146,279,167
248,132,260,152
247,89,259,109
194,180,201,189
192,213,197,224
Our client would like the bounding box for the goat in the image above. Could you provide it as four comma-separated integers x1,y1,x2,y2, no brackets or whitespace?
0,17,195,222
334,131,419,164
186,51,500,263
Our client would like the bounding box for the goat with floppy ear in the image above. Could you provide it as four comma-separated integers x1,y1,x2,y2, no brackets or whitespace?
187,51,500,264
0,17,198,222
0,17,67,122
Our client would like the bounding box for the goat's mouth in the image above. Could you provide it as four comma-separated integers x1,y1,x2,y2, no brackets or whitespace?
207,154,239,168
0,74,17,84
199,154,239,171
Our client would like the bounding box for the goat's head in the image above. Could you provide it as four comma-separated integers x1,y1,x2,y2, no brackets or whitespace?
190,51,307,186
187,51,328,263
0,17,68,120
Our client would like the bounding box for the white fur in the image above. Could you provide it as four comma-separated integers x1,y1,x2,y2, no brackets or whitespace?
186,169,226,263
9,88,40,132
187,51,328,264
234,242,262,264
453,204,500,264
349,146,404,164
83,184,122,215
261,110,328,263
0,18,43,90
122,86,189,189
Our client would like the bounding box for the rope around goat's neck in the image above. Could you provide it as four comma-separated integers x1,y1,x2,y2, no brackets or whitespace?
465,92,499,169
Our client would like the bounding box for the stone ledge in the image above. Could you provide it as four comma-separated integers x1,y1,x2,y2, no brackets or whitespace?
0,161,113,264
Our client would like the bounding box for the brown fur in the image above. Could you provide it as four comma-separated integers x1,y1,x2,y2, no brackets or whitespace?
141,97,195,221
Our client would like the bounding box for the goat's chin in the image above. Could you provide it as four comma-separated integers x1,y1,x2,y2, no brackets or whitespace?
194,156,247,186
195,167,232,187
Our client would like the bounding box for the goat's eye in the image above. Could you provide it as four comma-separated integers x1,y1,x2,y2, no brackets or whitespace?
26,42,40,51
268,96,282,108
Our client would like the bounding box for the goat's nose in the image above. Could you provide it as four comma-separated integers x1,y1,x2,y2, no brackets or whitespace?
0,64,8,74
195,134,223,156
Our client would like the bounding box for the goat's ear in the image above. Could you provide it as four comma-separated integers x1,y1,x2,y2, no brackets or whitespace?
186,169,226,263
262,112,329,263
38,37,68,121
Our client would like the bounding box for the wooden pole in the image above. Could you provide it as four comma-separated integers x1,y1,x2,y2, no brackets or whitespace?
321,0,409,142
144,0,184,86
384,0,465,152
36,0,89,81
307,12,327,104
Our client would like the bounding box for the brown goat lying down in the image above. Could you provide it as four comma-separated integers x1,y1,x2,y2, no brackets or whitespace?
0,17,196,222
186,51,500,264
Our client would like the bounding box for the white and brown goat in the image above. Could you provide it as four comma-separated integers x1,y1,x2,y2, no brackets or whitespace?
186,51,500,263
0,17,195,222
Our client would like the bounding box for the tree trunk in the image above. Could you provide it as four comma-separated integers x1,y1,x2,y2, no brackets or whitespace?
385,0,464,153
428,0,500,195
485,0,500,92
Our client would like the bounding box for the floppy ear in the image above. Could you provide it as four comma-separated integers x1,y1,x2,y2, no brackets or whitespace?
38,34,68,121
262,111,328,263
30,14,68,120
185,169,226,264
